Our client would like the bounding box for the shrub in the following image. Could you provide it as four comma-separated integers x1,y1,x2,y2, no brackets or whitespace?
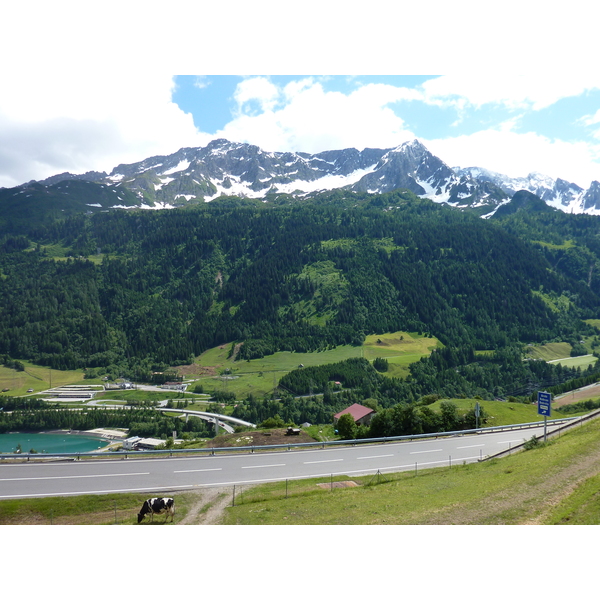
259,414,286,429
523,435,542,450
336,413,358,440
373,357,389,372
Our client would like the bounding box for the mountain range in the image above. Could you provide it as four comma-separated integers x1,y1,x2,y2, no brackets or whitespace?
7,138,600,217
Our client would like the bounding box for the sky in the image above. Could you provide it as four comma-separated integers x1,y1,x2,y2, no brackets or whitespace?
2,73,600,191
1,3,599,194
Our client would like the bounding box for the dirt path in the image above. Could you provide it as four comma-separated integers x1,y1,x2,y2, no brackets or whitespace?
554,383,600,407
178,487,234,525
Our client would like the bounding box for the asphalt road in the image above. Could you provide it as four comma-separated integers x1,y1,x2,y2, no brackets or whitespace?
0,423,560,499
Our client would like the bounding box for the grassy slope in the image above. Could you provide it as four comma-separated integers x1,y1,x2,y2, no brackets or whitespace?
526,342,573,361
221,416,600,525
429,397,543,426
0,361,89,395
191,331,440,397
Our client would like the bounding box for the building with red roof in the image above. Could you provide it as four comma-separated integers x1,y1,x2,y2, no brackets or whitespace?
333,403,375,426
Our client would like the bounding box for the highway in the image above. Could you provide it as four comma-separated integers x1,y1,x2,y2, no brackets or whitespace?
0,423,561,499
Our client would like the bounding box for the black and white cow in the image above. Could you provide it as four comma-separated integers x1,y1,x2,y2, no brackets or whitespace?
137,497,175,523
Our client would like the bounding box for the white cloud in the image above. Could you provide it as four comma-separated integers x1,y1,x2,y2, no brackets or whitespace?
580,109,600,142
0,74,209,188
193,76,211,90
233,77,281,115
217,78,417,153
421,75,600,111
426,128,600,188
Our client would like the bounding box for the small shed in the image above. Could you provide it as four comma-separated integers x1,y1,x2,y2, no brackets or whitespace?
333,403,375,426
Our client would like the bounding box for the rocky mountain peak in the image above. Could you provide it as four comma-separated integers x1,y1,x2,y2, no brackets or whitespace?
18,138,600,216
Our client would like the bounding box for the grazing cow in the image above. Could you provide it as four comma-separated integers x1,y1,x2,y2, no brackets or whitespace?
137,497,175,524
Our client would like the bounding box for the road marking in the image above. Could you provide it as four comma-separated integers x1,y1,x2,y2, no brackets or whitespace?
498,439,522,444
0,472,149,482
456,444,484,449
241,463,286,469
174,468,222,473
303,458,344,464
410,449,443,454
357,454,394,460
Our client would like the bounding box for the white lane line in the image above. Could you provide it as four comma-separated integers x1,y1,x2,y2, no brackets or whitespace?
0,472,149,482
410,449,443,455
201,455,486,487
456,444,484,449
304,459,344,465
174,468,222,473
357,454,394,460
241,463,286,469
498,440,522,444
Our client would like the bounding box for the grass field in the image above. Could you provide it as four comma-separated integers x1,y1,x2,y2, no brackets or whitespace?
185,331,441,397
585,319,600,331
525,342,572,361
428,397,543,426
362,331,441,378
0,491,200,525
550,354,598,368
0,361,88,396
525,341,598,369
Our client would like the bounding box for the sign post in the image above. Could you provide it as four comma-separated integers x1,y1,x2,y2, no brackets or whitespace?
475,401,480,429
537,391,552,442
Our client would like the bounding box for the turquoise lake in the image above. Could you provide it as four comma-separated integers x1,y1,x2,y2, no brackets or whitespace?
0,432,110,454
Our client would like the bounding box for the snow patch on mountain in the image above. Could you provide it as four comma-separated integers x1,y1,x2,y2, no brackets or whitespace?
271,165,378,195
162,160,190,175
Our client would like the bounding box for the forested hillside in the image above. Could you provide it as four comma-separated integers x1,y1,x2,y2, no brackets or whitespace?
1,188,600,392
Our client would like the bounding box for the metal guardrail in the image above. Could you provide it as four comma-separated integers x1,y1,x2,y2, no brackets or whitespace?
0,416,581,462
481,408,600,461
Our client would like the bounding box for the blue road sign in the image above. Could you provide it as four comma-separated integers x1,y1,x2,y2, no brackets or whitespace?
537,391,552,416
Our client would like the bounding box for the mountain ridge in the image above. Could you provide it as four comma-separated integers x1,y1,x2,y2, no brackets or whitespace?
8,138,600,216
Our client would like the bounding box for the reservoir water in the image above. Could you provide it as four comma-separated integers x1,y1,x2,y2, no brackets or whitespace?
0,432,110,454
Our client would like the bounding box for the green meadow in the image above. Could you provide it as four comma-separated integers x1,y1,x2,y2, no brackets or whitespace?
192,331,441,397
525,341,598,368
0,361,89,396
525,342,573,361
427,397,556,426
